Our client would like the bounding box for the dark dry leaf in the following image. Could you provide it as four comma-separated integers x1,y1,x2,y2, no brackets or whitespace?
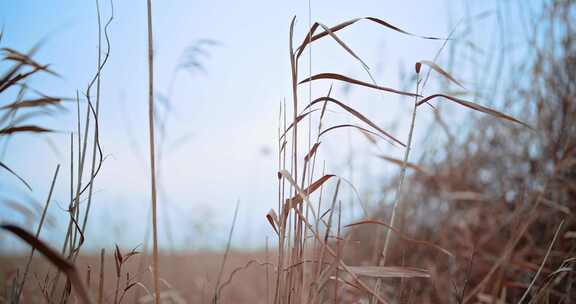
0,224,93,304
1,48,58,76
1,97,63,110
114,244,122,277
0,125,53,135
417,94,531,128
415,62,422,74
299,73,420,98
279,109,318,141
279,140,287,153
266,209,279,235
304,96,405,147
304,142,321,163
124,281,138,292
282,174,335,214
0,160,32,190
296,17,442,58
123,248,140,262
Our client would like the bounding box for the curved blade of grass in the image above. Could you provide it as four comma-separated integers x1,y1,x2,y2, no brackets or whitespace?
1,97,63,110
416,60,465,89
299,73,420,98
1,48,58,76
345,219,453,257
304,96,405,147
0,125,53,135
0,161,32,190
417,94,531,128
319,124,394,145
282,173,335,214
304,142,321,163
0,224,93,304
296,17,442,58
347,266,430,279
377,155,430,175
316,22,369,71
519,220,564,303
279,109,318,141
266,209,279,235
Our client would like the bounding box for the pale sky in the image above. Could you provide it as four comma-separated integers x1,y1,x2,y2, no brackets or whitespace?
0,0,537,251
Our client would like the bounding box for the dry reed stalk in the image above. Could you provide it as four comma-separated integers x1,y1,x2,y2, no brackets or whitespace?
518,220,564,303
213,201,240,303
379,74,421,265
49,135,75,300
145,0,161,303
98,249,105,304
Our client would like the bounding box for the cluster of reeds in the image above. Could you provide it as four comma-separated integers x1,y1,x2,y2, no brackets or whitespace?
257,11,533,303
348,1,575,303
0,0,117,303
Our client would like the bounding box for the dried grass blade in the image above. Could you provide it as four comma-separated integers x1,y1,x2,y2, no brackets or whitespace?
279,109,318,141
417,94,531,128
377,155,430,175
296,17,441,57
1,97,63,110
347,266,430,279
1,48,58,76
282,173,335,214
266,209,280,235
416,60,464,89
0,125,53,135
0,160,32,190
305,96,405,147
320,124,393,145
299,73,419,98
0,224,93,304
316,23,369,70
304,142,321,163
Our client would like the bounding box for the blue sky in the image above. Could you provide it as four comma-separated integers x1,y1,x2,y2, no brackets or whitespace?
0,0,538,251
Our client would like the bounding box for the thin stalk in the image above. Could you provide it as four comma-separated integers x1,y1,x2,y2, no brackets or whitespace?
145,0,161,303
373,75,420,303
79,0,104,249
380,76,420,265
213,201,240,303
519,220,564,303
17,165,60,301
98,249,105,304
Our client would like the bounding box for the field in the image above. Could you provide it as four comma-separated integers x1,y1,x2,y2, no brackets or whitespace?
0,0,575,303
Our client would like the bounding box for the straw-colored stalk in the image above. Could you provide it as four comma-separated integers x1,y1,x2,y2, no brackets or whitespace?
145,0,161,303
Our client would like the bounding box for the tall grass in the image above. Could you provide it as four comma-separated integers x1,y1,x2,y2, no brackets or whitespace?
145,0,161,303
